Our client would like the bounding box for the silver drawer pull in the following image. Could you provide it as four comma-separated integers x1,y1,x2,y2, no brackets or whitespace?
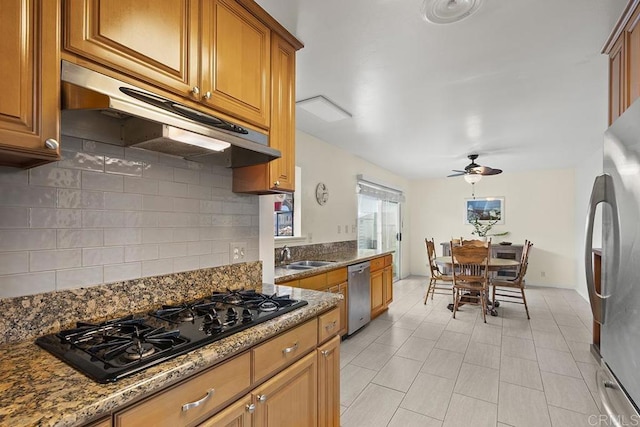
182,388,215,411
325,321,337,331
258,394,267,402
246,403,256,413
282,342,299,354
321,349,333,357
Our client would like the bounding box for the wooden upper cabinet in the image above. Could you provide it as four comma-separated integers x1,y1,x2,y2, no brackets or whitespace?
64,0,200,97
232,33,297,194
203,0,271,128
626,6,640,110
609,37,625,125
0,0,61,168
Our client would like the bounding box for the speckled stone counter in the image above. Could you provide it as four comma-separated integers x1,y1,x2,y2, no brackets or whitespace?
0,284,341,427
274,249,394,283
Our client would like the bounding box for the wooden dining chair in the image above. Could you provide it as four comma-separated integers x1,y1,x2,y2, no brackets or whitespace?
424,238,454,304
491,240,534,319
461,239,489,247
451,240,491,323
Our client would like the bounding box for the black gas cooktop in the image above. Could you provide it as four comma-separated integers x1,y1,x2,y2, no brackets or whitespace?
36,289,307,383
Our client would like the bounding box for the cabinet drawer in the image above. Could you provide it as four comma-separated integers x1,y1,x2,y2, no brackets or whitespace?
318,307,340,344
327,268,347,287
384,254,392,266
114,352,251,426
299,273,327,291
252,318,318,383
370,257,385,272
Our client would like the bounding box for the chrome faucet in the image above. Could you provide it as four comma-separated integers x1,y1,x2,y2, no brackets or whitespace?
279,245,291,263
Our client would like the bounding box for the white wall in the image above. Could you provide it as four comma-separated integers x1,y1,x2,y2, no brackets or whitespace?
410,169,576,288
269,130,412,278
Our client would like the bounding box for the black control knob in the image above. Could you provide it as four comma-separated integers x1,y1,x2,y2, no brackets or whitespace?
242,308,253,323
209,317,223,332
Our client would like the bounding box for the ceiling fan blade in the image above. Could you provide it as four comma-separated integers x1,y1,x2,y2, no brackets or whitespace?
481,167,502,175
447,172,465,177
469,165,502,176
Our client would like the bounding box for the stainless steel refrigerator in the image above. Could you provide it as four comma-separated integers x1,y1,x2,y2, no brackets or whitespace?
586,98,640,424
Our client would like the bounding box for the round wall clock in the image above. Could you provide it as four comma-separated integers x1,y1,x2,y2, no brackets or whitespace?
315,182,329,205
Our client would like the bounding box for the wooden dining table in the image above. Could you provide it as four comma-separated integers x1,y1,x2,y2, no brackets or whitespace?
433,256,520,315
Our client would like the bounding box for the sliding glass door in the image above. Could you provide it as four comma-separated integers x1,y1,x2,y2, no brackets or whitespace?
357,182,402,281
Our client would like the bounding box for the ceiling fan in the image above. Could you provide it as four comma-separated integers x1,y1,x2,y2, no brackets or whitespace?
447,154,502,180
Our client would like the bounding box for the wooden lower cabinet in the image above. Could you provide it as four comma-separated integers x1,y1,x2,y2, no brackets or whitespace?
370,269,384,318
198,395,253,427
329,282,348,337
317,335,340,427
253,352,317,427
383,265,393,307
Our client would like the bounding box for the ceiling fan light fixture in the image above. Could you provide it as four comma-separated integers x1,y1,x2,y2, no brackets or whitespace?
464,173,482,184
422,0,484,24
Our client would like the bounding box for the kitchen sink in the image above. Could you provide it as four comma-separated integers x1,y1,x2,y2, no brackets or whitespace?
289,261,336,267
281,265,315,270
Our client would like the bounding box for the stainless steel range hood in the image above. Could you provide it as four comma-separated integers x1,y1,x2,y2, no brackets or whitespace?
60,61,280,167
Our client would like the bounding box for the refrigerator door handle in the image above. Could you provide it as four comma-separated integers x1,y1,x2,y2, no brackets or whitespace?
585,174,619,325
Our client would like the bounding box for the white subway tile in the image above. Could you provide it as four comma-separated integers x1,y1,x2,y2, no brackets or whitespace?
59,135,84,152
57,151,105,171
187,184,212,200
30,208,82,228
187,241,212,256
174,168,200,185
124,244,159,262
124,146,159,163
200,200,222,214
0,207,30,228
159,181,188,197
82,246,125,266
57,189,104,209
200,253,224,268
124,176,159,195
84,140,125,156
82,171,124,192
142,259,173,277
0,229,57,251
104,192,143,210
105,157,143,176
142,228,174,244
104,262,142,283
172,198,200,213
29,165,81,189
123,211,159,227
199,171,225,187
0,252,29,275
29,249,82,272
199,215,212,227
173,256,200,273
157,212,199,227
56,266,104,290
143,195,174,212
104,228,142,246
82,210,122,228
0,272,56,298
158,242,188,259
0,185,56,208
211,215,233,226
232,215,252,226
142,163,173,181
57,229,104,248
173,227,200,242
0,167,29,185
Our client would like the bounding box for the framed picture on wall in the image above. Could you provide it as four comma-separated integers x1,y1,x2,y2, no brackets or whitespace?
464,197,504,224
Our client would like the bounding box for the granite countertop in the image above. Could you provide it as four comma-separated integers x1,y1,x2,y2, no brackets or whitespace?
274,249,394,283
0,284,341,427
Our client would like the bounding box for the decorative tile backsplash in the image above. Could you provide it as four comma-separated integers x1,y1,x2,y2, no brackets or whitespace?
0,136,259,298
275,240,357,266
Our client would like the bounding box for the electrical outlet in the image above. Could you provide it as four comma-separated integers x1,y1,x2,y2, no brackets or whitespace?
230,242,246,264
541,271,546,278
337,225,341,234
352,224,356,233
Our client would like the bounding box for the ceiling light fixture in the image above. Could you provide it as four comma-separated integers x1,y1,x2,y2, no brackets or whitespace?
422,0,484,24
296,96,352,122
464,173,482,184
164,126,231,152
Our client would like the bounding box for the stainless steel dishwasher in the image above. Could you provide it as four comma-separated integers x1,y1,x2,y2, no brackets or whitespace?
347,261,371,335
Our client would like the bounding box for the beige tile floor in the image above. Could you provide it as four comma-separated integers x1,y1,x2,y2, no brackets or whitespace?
339,276,601,427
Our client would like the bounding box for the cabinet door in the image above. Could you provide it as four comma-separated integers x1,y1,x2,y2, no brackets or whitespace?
64,0,199,97
0,0,60,168
626,7,640,110
370,269,384,318
329,283,348,337
609,36,625,124
203,0,270,128
383,265,393,307
317,335,340,427
253,352,317,427
197,395,253,427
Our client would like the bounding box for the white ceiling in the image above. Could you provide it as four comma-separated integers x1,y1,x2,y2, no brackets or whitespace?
256,0,628,180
